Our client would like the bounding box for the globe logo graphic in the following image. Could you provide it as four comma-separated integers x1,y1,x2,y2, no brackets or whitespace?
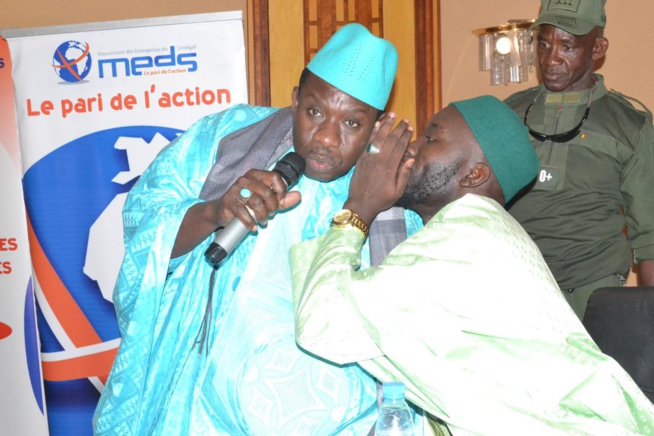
52,41,92,83
22,125,182,429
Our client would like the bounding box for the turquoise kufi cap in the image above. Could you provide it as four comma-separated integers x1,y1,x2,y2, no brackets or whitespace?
450,96,539,203
306,23,398,111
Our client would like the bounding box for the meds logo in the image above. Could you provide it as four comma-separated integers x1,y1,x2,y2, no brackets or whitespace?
52,41,92,83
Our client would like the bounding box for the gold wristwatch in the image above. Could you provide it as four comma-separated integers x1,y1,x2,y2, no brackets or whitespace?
331,209,370,236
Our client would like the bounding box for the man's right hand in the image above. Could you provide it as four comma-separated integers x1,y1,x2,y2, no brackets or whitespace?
172,169,301,258
217,169,301,231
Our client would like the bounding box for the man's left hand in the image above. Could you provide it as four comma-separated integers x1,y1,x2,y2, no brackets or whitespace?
344,113,414,226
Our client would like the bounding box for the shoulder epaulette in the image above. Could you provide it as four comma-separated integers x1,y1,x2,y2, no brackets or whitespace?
503,86,540,104
608,89,653,123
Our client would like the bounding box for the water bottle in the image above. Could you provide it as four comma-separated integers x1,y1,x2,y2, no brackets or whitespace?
374,381,415,436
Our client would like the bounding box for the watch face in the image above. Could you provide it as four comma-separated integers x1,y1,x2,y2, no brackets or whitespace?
333,209,352,224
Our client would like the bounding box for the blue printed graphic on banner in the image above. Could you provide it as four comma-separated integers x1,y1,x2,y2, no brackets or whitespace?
23,278,45,414
23,126,182,435
52,41,92,83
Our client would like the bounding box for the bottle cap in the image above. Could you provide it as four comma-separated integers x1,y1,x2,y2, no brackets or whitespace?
381,381,406,400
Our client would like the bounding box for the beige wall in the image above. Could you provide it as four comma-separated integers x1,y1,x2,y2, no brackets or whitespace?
0,0,245,28
383,0,417,126
441,0,654,113
268,0,304,107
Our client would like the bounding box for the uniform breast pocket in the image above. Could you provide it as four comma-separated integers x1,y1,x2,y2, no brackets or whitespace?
531,141,569,192
531,132,620,192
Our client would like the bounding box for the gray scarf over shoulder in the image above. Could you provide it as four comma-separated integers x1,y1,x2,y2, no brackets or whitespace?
199,106,407,266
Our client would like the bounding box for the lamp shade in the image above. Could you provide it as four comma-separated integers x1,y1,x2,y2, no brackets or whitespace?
473,20,535,86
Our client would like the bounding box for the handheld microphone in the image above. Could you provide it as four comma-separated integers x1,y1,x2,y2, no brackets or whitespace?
204,152,306,268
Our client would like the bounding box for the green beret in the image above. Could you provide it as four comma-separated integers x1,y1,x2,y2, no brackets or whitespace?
531,0,606,36
450,95,539,203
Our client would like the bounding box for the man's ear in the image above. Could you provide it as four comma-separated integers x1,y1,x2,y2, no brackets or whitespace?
291,86,300,116
459,162,491,189
592,37,609,61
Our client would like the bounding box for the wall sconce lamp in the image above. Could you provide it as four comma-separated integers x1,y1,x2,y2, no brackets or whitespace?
473,20,535,86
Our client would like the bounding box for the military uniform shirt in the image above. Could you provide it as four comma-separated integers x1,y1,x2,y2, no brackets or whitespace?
506,75,654,289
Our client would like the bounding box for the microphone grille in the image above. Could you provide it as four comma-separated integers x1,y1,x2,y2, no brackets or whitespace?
274,152,306,186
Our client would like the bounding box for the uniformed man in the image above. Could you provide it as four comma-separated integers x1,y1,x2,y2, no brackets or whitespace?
505,0,654,318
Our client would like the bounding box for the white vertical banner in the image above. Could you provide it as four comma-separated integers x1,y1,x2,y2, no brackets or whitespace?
3,11,247,434
0,37,49,436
